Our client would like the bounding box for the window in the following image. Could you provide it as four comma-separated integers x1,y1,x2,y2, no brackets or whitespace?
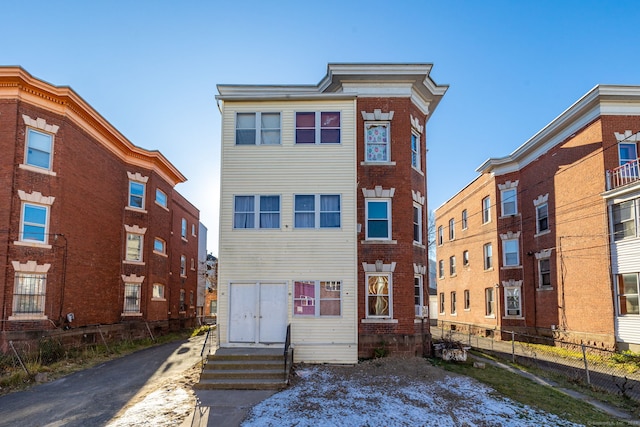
450,292,457,314
366,274,391,318
619,143,638,167
414,276,424,317
505,286,522,316
503,239,520,267
25,128,53,170
448,218,455,240
365,122,390,161
209,300,217,316
123,283,141,313
192,224,197,236
181,218,187,239
21,203,48,243
191,258,195,270
483,243,493,270
463,250,469,266
613,200,637,241
294,280,341,316
129,181,145,209
536,203,549,234
411,132,420,169
439,292,445,314
501,188,517,216
234,195,280,229
126,233,143,262
438,260,444,278
180,255,187,276
413,204,422,244
179,289,186,311
464,290,470,310
153,238,166,255
449,256,456,276
190,291,194,307
617,273,639,315
155,189,167,208
482,197,491,223
366,199,391,240
294,195,341,228
236,112,281,145
485,288,495,316
437,226,443,245
461,209,468,230
296,112,340,144
152,284,165,299
13,273,46,316
539,258,551,288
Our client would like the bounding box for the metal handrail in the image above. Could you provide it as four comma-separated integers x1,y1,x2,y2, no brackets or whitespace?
607,158,640,190
283,323,294,384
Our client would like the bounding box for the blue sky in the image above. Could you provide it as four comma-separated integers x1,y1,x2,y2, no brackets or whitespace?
5,1,640,255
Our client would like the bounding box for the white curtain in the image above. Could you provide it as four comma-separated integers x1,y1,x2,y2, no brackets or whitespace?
259,196,280,228
295,195,315,228
234,196,255,228
320,195,340,227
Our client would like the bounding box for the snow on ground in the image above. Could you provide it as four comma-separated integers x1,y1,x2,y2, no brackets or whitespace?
242,364,583,427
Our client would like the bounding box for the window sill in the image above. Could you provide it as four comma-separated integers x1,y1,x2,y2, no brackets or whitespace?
484,267,494,272
534,230,551,237
121,312,142,317
13,240,52,249
503,316,524,320
499,214,519,219
155,202,169,211
19,163,57,176
413,242,426,249
501,265,522,270
123,260,145,266
484,315,496,319
125,206,147,214
537,286,554,292
9,314,47,321
181,237,188,243
153,251,168,257
412,166,424,176
361,240,397,245
361,318,398,324
360,161,396,166
450,274,457,278
180,275,187,279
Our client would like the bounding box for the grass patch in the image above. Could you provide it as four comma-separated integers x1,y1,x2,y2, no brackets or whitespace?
434,354,634,426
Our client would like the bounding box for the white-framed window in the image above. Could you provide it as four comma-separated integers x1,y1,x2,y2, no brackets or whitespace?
438,260,444,278
619,142,638,167
21,203,49,243
25,128,54,170
153,238,166,255
439,292,445,314
463,250,469,266
505,285,522,317
233,195,281,229
482,197,491,223
413,203,422,244
502,238,520,267
181,218,187,239
464,289,470,310
536,203,549,234
449,256,456,276
365,122,390,162
209,300,217,316
450,291,457,314
411,131,420,170
539,258,551,288
365,199,391,240
294,195,341,228
437,226,443,246
191,258,196,270
448,218,455,240
13,273,46,316
293,280,342,316
126,233,143,262
295,112,341,144
192,224,197,237
366,273,391,318
152,284,165,300
180,255,187,277
461,209,468,230
616,273,639,315
123,283,141,313
483,243,493,270
501,188,517,216
155,189,167,208
485,287,495,316
414,275,424,317
613,200,637,241
236,112,281,145
129,181,145,209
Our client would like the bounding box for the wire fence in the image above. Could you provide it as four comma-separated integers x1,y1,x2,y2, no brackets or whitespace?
432,324,640,402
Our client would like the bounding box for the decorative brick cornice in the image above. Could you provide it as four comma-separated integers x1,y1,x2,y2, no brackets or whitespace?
413,263,426,275
502,279,522,287
22,114,59,134
361,109,394,121
535,249,553,259
124,224,147,234
533,193,549,207
614,130,640,142
499,231,521,240
498,180,519,191
411,190,425,205
127,171,149,183
121,274,145,284
410,115,423,133
362,186,395,198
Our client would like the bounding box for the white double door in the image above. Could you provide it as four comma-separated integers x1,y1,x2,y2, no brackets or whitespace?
229,282,288,344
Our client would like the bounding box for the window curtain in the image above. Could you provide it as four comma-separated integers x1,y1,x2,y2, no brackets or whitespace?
320,195,340,227
260,196,280,228
234,196,255,228
295,195,315,228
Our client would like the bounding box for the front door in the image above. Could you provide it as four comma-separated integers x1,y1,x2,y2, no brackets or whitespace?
229,282,287,344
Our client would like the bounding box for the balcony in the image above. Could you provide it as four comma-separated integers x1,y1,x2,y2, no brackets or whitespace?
607,159,640,190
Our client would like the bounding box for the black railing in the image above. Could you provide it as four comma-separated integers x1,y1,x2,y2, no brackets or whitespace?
283,323,294,384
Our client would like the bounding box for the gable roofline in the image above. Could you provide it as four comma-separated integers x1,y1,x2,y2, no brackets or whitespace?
476,84,640,175
0,66,186,186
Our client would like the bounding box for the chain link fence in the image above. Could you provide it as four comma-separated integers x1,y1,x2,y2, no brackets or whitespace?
432,323,640,402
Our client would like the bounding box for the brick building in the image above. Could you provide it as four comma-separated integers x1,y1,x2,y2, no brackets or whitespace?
435,85,640,350
216,63,447,362
0,67,200,351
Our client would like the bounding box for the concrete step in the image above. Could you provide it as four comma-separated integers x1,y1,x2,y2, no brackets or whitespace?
206,353,284,362
194,377,287,390
200,369,284,380
203,360,283,371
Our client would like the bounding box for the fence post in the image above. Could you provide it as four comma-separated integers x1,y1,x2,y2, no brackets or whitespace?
511,331,515,363
581,343,591,385
9,341,29,376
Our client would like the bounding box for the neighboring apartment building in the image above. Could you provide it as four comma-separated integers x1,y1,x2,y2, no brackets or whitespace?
216,64,447,362
0,67,200,351
435,85,640,351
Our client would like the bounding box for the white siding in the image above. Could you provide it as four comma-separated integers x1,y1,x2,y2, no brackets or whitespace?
611,239,640,273
218,99,358,363
617,316,640,345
